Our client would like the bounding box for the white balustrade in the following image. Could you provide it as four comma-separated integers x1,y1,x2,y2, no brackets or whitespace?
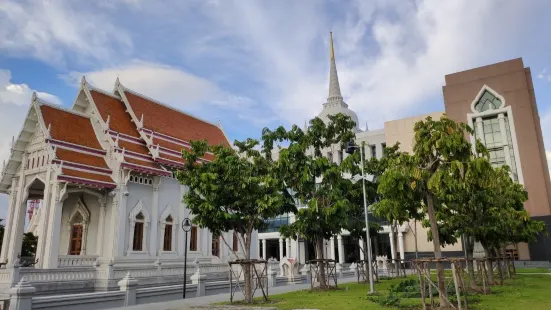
58,255,99,267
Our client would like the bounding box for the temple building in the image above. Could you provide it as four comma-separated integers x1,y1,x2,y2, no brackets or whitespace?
0,78,254,274
257,34,551,264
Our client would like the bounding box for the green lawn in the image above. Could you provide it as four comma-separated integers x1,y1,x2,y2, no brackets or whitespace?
227,274,551,309
515,267,550,274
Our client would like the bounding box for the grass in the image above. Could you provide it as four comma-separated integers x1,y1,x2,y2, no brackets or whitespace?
222,273,551,309
515,267,550,274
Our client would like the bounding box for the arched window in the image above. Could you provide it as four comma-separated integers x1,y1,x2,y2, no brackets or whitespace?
128,200,150,254
133,212,145,251
163,215,173,251
66,198,91,255
159,206,177,253
190,226,198,251
474,90,503,112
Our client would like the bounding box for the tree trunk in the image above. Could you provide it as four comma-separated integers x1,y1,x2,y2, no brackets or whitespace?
464,234,478,289
414,220,419,259
496,247,504,285
243,231,252,303
426,193,449,307
315,237,327,288
391,222,399,276
483,246,494,285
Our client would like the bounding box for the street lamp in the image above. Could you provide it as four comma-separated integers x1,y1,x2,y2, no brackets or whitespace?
181,217,192,298
346,141,375,294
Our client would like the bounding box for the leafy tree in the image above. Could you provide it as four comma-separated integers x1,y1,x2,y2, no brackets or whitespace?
177,138,294,303
376,115,472,307
442,140,545,286
371,144,425,268
262,113,357,288
21,232,38,257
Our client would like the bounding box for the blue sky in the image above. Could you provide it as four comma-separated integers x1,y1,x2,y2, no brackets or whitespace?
2,0,551,218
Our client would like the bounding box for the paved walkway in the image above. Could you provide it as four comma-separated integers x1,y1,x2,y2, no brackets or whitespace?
111,276,360,310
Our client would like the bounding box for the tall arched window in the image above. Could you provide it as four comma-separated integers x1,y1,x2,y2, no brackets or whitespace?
128,200,150,254
159,206,177,253
67,198,91,255
133,212,145,251
163,215,173,251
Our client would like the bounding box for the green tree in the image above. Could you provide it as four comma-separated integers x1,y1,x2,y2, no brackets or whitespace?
177,138,294,303
262,113,357,288
21,232,38,257
376,115,472,307
372,148,425,270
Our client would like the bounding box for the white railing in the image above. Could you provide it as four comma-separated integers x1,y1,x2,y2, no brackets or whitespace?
20,268,96,282
58,255,98,267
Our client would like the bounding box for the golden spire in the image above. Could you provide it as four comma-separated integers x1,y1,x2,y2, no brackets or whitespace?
330,31,335,60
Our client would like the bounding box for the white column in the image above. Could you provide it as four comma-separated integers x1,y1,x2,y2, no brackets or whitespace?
113,185,129,258
389,231,396,260
250,231,259,259
35,170,52,267
329,237,335,260
96,201,106,256
149,177,160,257
0,183,16,263
286,238,291,258
337,235,344,264
359,239,365,260
178,185,188,256
279,238,284,261
43,190,65,268
6,154,27,267
262,239,267,260
475,117,485,144
398,231,405,261
291,238,298,259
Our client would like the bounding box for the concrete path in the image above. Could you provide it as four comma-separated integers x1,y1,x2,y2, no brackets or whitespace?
111,276,360,310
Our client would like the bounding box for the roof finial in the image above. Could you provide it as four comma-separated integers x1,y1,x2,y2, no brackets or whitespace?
330,31,335,61
365,121,369,131
31,92,37,102
115,134,120,147
2,160,5,171
81,76,87,86
47,123,51,136
303,120,308,131
106,114,111,128
139,114,144,127
327,32,343,104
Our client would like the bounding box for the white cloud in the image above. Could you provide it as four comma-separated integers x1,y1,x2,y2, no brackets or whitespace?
0,69,61,166
187,0,551,129
62,61,279,133
0,0,132,67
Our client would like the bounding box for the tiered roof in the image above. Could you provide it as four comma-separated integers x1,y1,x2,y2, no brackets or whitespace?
0,78,231,193
40,104,117,189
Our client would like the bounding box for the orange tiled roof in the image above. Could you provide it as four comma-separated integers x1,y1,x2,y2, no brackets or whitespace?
90,90,141,138
118,140,151,156
124,156,164,170
40,105,102,150
55,148,109,169
123,91,229,147
153,138,215,161
60,168,114,184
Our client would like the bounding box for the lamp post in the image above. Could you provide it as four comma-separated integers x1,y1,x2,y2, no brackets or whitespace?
181,217,192,298
346,141,375,294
